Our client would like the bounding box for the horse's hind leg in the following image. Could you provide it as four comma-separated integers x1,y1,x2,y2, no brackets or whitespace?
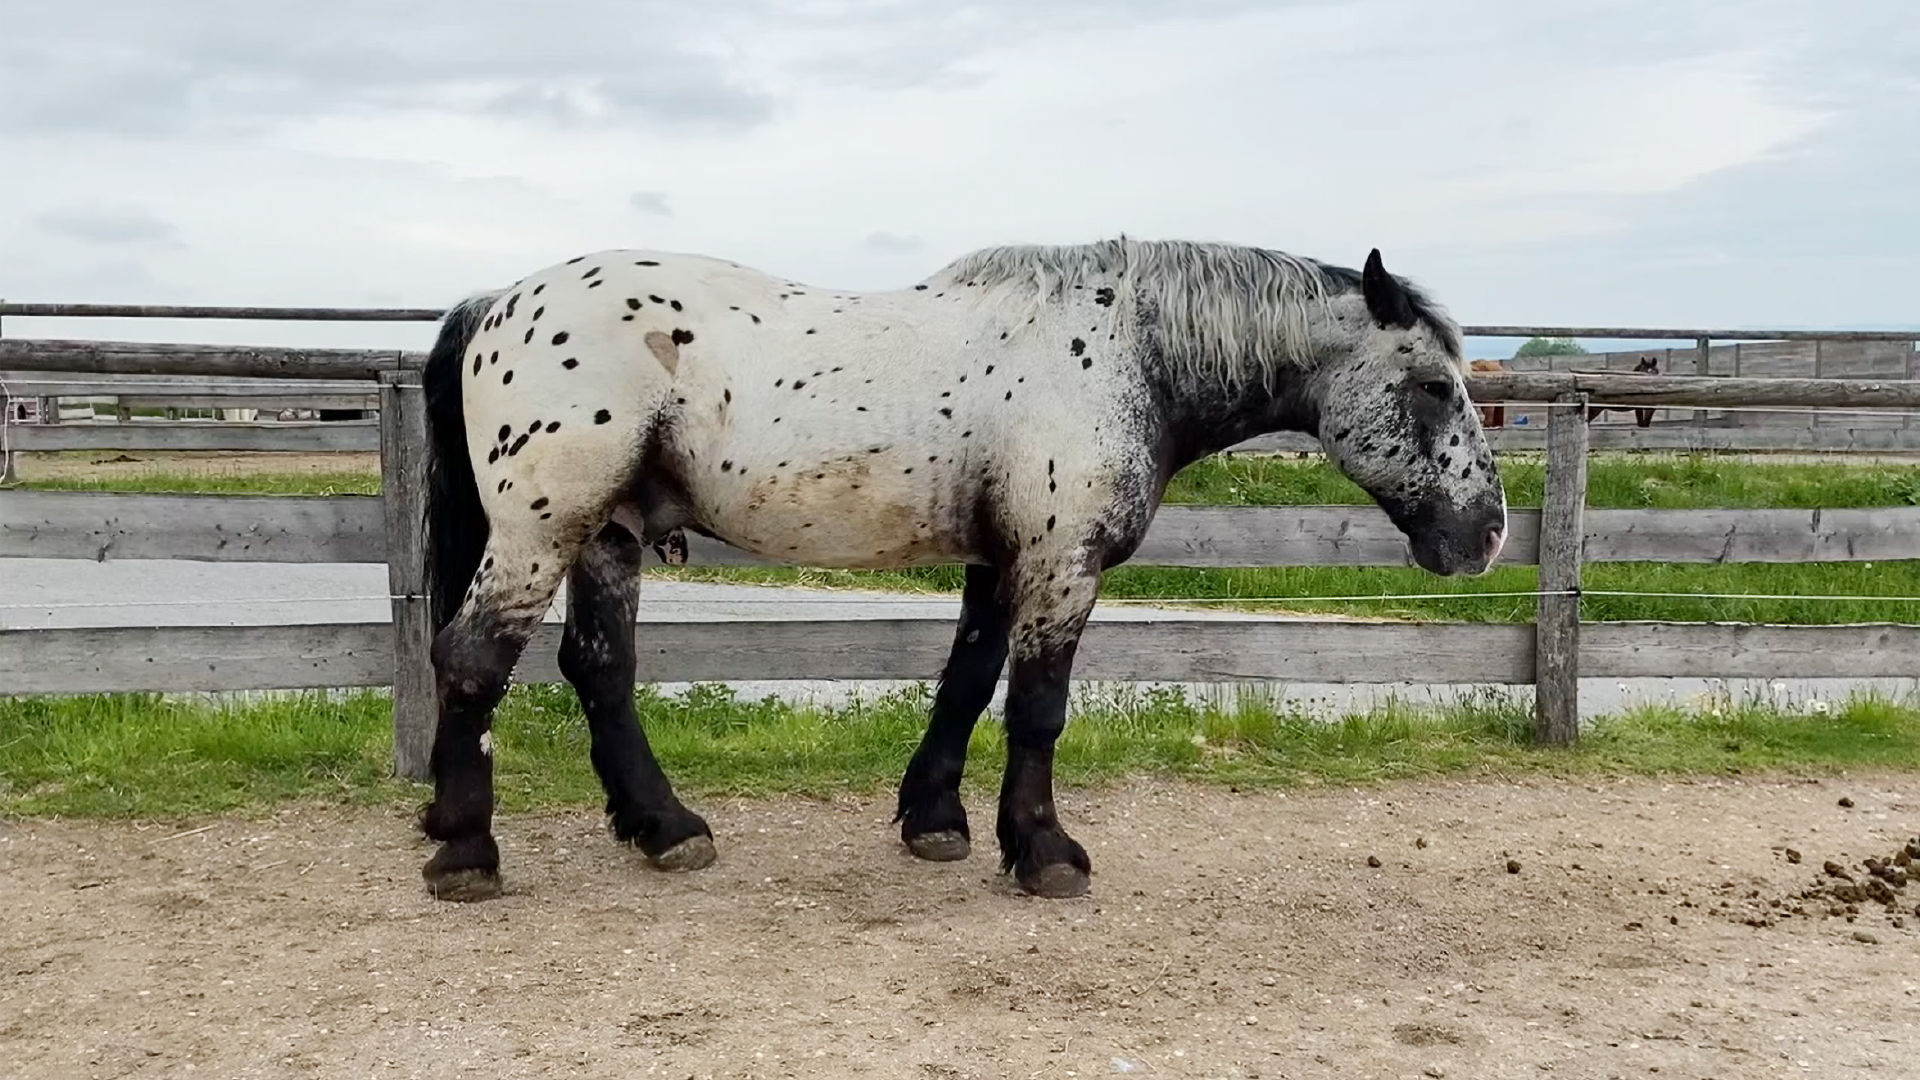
560,524,716,872
990,557,1103,899
895,564,1011,862
419,521,580,901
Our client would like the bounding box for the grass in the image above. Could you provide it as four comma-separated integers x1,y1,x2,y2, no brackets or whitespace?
17,452,1920,624
20,450,1920,508
4,682,1916,820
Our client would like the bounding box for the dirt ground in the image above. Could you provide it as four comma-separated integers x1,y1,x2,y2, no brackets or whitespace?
3,774,1918,1080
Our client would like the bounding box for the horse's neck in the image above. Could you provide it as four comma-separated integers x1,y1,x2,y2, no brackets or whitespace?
1146,346,1323,471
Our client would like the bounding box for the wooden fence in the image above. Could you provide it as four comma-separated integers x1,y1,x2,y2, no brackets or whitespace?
6,307,1920,461
6,325,1920,779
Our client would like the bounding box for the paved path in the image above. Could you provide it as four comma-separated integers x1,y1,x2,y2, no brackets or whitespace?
4,558,1911,719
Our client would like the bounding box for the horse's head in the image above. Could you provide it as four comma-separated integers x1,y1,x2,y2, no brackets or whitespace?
1313,249,1507,576
1634,355,1659,374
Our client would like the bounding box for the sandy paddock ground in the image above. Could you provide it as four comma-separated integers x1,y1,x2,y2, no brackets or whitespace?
3,772,1917,1080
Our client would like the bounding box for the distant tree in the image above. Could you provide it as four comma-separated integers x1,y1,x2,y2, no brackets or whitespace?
1513,336,1588,359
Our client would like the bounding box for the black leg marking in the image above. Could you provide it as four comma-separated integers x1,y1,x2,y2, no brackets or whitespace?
560,526,716,872
996,634,1092,898
894,565,1009,862
418,603,546,901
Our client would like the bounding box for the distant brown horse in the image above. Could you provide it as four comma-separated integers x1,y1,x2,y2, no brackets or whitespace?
1587,355,1660,427
1470,359,1506,427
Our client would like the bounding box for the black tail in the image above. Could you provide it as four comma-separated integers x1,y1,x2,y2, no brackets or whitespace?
423,291,503,634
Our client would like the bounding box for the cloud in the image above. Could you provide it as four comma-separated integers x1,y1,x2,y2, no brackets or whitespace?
0,2,779,136
862,231,924,254
31,204,181,247
0,0,1913,344
628,191,673,216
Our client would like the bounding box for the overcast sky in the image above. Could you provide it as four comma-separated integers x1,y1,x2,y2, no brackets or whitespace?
2,0,1914,356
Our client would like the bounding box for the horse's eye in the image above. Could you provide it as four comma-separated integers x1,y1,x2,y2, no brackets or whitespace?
1419,380,1452,400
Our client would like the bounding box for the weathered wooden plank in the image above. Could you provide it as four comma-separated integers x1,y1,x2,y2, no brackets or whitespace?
1584,507,1920,564
0,303,444,321
1231,424,1920,454
0,371,379,398
9,617,1918,697
1692,336,1710,426
378,374,436,781
0,618,1538,695
1469,371,1920,408
1534,400,1587,746
7,306,1912,341
7,421,380,453
0,624,396,694
1464,326,1919,344
0,339,422,380
1582,622,1920,679
11,490,1920,567
110,394,378,412
0,490,387,562
13,336,1920,405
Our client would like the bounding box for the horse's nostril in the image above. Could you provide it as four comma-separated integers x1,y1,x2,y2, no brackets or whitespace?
1483,525,1507,561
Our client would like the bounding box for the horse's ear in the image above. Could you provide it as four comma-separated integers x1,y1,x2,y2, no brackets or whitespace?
1361,248,1416,329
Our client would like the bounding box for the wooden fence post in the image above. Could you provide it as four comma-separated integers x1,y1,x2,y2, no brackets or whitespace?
0,299,14,487
1691,335,1710,429
1535,393,1589,745
378,371,435,781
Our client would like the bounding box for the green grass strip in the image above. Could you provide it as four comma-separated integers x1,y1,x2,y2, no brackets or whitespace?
3,683,1914,820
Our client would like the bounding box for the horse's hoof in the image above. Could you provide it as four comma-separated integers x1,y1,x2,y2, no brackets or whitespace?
1018,863,1091,899
906,830,972,862
423,867,503,903
648,834,717,872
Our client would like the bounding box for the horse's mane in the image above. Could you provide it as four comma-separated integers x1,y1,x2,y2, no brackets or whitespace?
929,235,1460,384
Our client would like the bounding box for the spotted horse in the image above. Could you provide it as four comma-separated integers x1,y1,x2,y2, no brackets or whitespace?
414,236,1510,901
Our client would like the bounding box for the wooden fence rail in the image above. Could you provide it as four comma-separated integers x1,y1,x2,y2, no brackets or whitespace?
8,328,1920,777
5,301,1915,344
11,336,1920,405
19,415,1920,457
12,490,1920,568
9,620,1917,697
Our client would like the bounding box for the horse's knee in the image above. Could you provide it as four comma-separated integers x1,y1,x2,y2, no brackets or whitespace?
432,621,519,713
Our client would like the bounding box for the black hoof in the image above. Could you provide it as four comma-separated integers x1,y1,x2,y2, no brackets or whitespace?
647,834,718,872
424,866,504,902
610,805,715,871
422,835,503,902
1018,862,1091,898
906,829,972,862
1002,826,1092,899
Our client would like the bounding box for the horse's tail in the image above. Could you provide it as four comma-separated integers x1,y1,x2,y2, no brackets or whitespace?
422,290,502,634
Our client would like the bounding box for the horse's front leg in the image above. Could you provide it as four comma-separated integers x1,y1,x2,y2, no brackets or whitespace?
994,562,1100,898
896,564,1010,862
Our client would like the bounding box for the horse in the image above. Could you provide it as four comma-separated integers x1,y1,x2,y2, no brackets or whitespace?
413,236,1509,902
1586,355,1660,427
1469,359,1507,427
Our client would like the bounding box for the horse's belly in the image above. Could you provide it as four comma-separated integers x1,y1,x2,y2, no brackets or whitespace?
692,457,974,569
